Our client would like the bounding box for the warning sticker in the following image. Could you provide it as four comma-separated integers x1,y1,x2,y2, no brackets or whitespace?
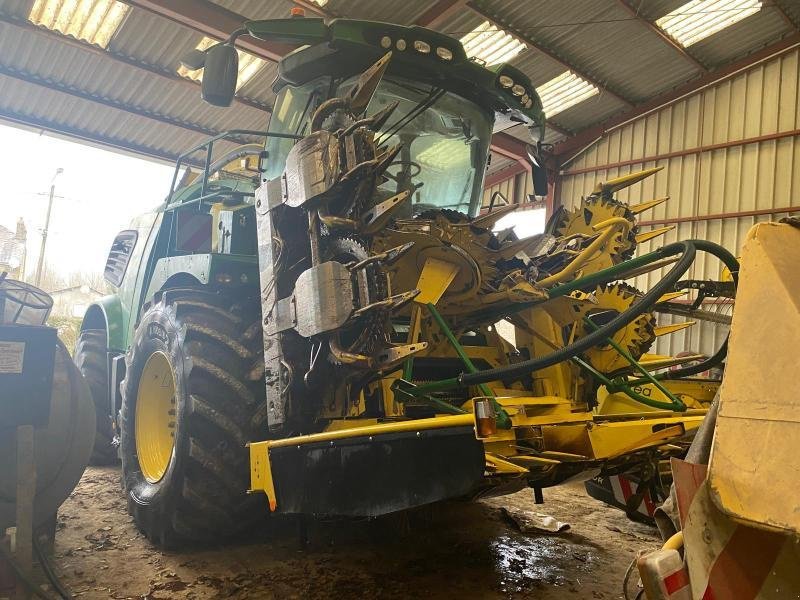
0,341,25,374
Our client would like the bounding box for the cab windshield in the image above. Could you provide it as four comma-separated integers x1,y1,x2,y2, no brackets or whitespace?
264,76,493,217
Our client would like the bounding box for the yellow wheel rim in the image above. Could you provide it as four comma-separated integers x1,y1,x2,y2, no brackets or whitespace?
135,351,177,483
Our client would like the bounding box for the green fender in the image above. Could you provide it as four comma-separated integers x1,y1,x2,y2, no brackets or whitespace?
80,295,126,353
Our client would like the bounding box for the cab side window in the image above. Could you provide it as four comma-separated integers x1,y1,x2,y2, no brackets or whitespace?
104,230,138,287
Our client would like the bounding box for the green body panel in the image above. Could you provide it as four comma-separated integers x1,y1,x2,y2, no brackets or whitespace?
143,254,258,304
86,294,126,352
81,176,259,353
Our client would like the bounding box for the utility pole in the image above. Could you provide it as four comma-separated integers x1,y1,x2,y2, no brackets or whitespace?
34,167,63,288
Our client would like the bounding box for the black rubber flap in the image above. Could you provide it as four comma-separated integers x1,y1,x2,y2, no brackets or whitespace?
270,425,484,516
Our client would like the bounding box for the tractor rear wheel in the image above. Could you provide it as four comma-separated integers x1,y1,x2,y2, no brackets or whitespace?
74,329,117,465
119,288,267,546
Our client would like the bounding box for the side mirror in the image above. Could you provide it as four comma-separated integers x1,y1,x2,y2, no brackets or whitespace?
202,44,239,107
526,143,550,197
532,163,548,197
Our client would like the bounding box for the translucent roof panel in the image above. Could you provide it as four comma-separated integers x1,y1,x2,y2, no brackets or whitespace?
28,0,129,48
459,20,527,66
656,0,763,47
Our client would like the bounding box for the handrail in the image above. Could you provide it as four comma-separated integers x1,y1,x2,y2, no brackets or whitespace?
165,129,303,205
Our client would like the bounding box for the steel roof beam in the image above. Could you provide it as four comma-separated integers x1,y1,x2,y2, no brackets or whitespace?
0,15,271,114
553,33,800,159
121,0,295,62
491,131,531,166
617,0,709,73
466,1,635,109
773,1,800,34
414,0,468,28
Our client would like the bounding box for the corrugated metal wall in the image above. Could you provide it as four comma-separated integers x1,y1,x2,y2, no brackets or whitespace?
482,168,537,208
557,47,800,358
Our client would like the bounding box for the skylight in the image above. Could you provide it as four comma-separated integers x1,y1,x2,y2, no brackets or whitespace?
460,21,527,66
28,0,129,48
177,37,267,90
536,71,599,118
656,0,762,47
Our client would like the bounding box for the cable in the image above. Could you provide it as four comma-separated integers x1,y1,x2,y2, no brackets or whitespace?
622,555,639,600
33,535,72,600
0,540,57,600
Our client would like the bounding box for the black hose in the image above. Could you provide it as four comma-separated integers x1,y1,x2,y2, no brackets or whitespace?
33,535,72,600
0,540,57,600
458,241,698,387
659,240,738,380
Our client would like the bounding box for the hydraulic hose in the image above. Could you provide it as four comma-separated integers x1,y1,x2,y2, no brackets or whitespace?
653,239,738,381
410,241,697,396
458,241,696,387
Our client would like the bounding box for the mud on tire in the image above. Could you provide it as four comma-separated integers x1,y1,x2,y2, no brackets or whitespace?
120,288,267,547
74,329,118,465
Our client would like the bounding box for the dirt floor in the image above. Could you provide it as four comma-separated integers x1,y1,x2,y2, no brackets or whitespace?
50,467,660,599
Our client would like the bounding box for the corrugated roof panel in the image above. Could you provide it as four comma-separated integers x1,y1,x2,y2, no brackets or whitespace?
459,20,526,66
435,10,485,38
108,10,276,107
537,71,599,118
211,0,297,21
323,0,432,24
549,91,626,133
28,0,129,48
508,49,564,87
689,8,791,65
656,0,763,48
637,0,792,67
0,0,34,19
482,0,702,103
109,9,204,69
0,19,270,144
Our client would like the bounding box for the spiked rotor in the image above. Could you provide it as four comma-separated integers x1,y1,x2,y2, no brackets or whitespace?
573,283,657,374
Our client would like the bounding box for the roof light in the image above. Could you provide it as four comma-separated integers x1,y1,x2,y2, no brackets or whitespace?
498,75,514,89
536,71,599,117
511,84,526,97
414,40,431,54
656,0,762,47
380,36,392,49
459,20,526,66
309,0,328,5
178,37,267,90
28,0,129,48
396,39,407,51
436,47,453,61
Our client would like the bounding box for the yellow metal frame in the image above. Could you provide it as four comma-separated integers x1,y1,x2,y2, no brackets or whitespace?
245,166,718,515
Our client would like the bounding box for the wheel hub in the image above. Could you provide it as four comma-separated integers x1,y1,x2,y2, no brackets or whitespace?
135,351,176,483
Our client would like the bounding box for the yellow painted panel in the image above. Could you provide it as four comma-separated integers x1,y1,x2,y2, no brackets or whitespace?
709,223,800,535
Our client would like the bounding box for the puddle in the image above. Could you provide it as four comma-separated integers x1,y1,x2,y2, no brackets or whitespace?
491,534,595,593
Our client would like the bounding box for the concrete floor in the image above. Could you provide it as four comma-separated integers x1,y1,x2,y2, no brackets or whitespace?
52,467,660,599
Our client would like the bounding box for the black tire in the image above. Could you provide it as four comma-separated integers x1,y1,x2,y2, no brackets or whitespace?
74,329,118,465
120,288,267,547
